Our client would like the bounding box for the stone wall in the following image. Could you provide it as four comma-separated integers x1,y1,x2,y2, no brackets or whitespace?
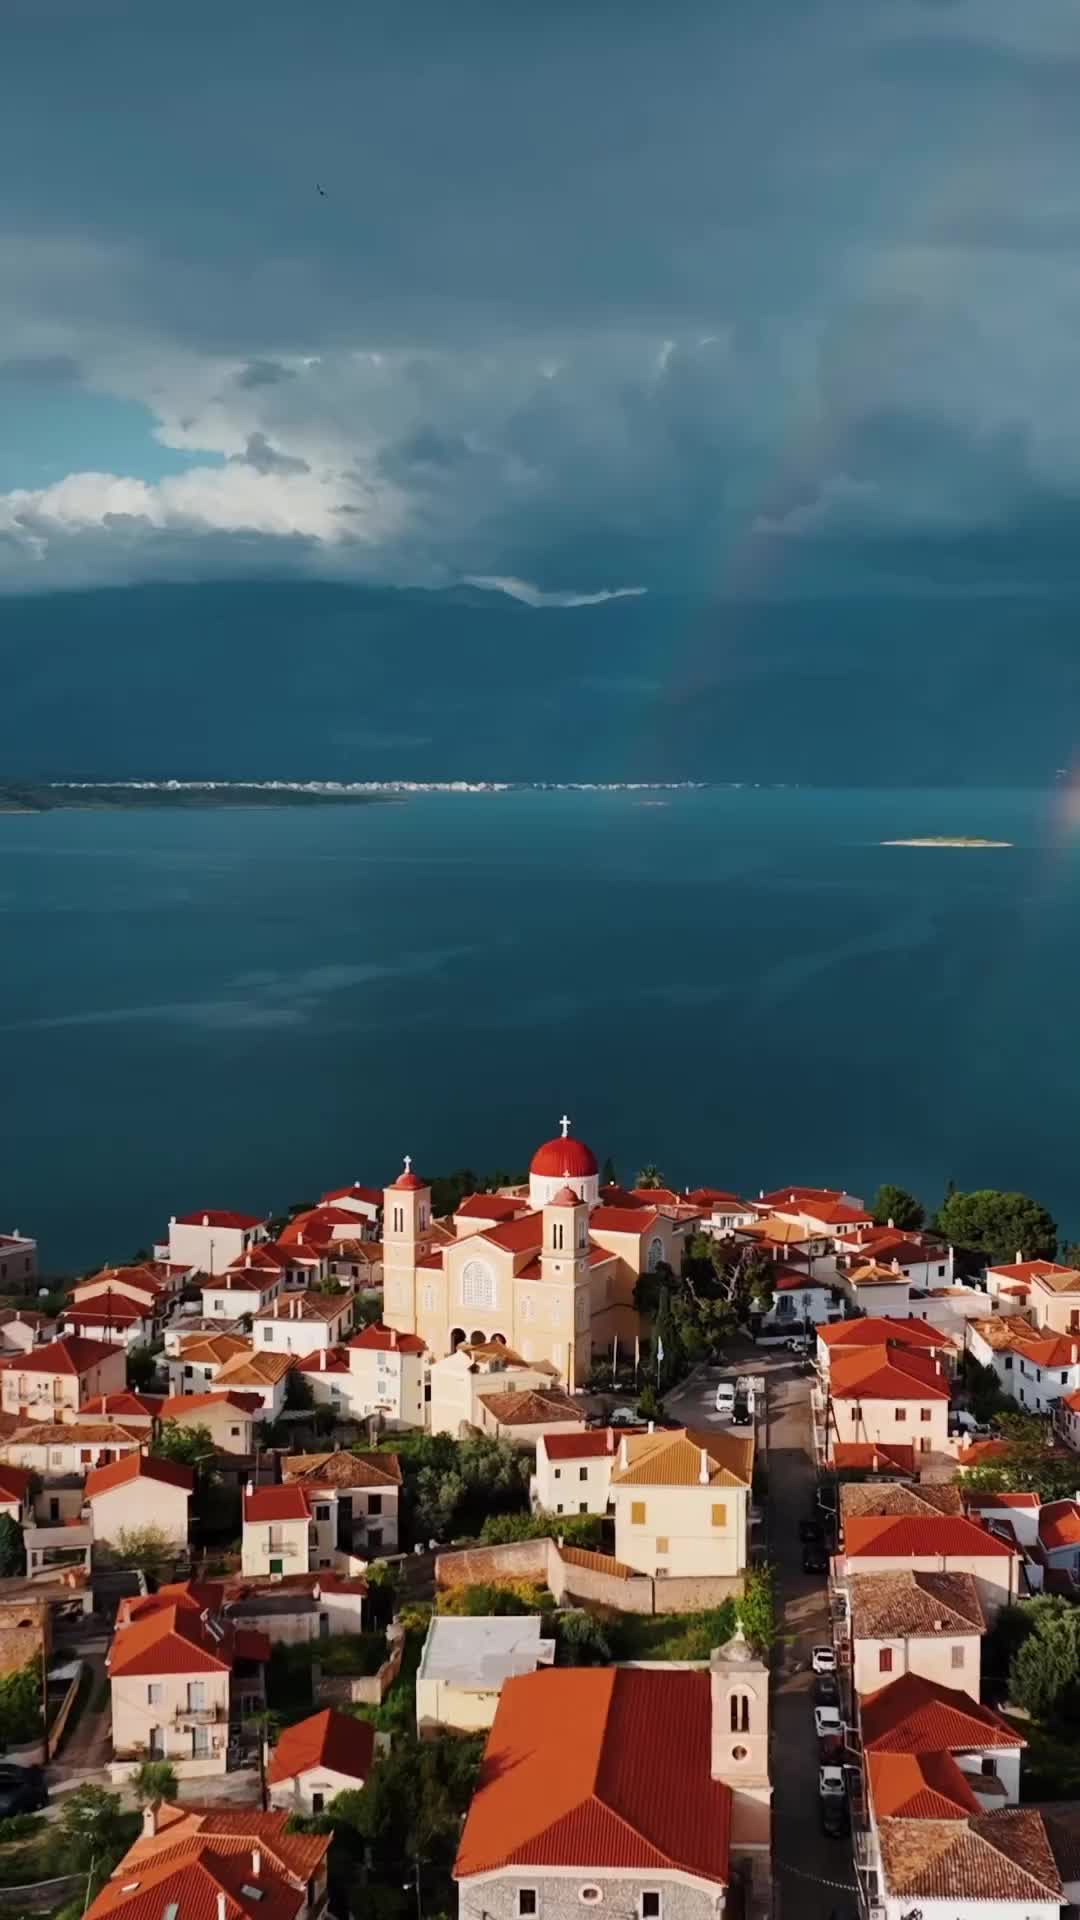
434,1539,744,1616
313,1624,404,1706
434,1540,551,1590
461,1869,721,1920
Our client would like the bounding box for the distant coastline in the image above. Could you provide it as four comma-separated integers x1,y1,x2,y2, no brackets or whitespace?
881,836,1013,849
0,779,707,812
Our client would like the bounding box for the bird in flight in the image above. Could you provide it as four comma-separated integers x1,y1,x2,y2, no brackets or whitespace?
316,183,327,197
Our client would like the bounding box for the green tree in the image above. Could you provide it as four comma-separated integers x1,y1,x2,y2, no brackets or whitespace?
0,1512,26,1578
130,1760,178,1805
0,1661,41,1747
935,1189,1057,1263
1061,1242,1080,1271
345,1733,483,1900
58,1785,128,1874
556,1609,612,1665
635,1165,665,1190
126,1343,159,1391
112,1525,179,1573
478,1509,601,1548
737,1565,776,1654
872,1184,925,1230
1010,1610,1080,1722
150,1420,215,1468
635,1383,665,1423
961,1413,1079,1501
436,1581,549,1616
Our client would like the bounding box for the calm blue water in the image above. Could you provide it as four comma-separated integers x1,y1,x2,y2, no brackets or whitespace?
1,788,1077,1271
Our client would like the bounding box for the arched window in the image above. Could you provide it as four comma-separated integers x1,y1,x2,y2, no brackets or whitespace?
729,1692,750,1734
648,1237,664,1272
553,1222,564,1252
462,1259,496,1311
450,1327,466,1351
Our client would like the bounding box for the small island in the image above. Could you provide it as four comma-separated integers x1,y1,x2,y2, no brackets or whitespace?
881,836,1013,848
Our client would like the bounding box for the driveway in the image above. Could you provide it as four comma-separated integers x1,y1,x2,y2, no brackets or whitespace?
666,1354,857,1920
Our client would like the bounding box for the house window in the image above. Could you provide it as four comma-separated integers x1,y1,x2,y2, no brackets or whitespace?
920,1408,931,1422
579,1467,588,1482
518,1892,538,1918
951,1644,964,1670
656,1537,669,1554
231,1427,240,1438
580,1503,588,1515
147,1683,162,1705
730,1693,749,1734
270,1558,283,1575
981,1757,996,1778
315,1505,331,1522
631,1502,646,1525
641,1894,662,1920
879,1648,893,1674
367,1493,383,1516
895,1408,907,1422
554,1468,561,1480
192,1725,210,1758
851,1403,862,1420
312,1794,324,1814
711,1504,727,1528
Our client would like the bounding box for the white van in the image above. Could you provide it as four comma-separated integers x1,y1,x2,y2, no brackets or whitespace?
714,1380,737,1417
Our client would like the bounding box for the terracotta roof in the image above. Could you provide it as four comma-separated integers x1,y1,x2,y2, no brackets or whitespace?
109,1603,268,1677
0,1419,144,1447
685,1189,752,1211
118,1580,226,1625
81,1393,164,1420
1038,1500,1080,1550
455,1667,731,1883
158,1391,262,1417
12,1334,118,1376
541,1428,643,1461
292,1347,350,1375
1041,1809,1080,1883
611,1426,752,1489
829,1345,949,1401
860,1671,1021,1753
741,1216,816,1246
268,1707,375,1785
530,1135,598,1178
203,1270,280,1293
759,1186,848,1209
224,1244,290,1273
0,1464,32,1503
61,1300,147,1325
831,1443,916,1474
849,1571,984,1640
87,1453,194,1499
818,1316,951,1351
283,1450,402,1489
348,1322,426,1355
548,1184,585,1207
390,1162,426,1191
320,1183,382,1207
840,1483,964,1522
455,1193,531,1221
175,1333,251,1365
176,1209,264,1229
215,1351,293,1386
244,1485,311,1523
774,1265,832,1291
878,1809,1062,1902
989,1258,1080,1284
837,1233,941,1268
589,1206,662,1236
476,1213,544,1254
76,1264,168,1294
843,1514,1017,1560
477,1388,584,1428
254,1292,351,1324
88,1806,330,1920
869,1748,983,1820
121,1803,330,1882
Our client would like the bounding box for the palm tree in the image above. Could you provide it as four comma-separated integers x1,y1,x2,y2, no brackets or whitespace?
635,1164,664,1189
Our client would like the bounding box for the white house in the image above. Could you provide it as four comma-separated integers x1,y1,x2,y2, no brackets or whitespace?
344,1322,426,1426
166,1209,269,1275
85,1452,194,1549
319,1182,383,1228
268,1707,375,1814
608,1426,753,1579
252,1292,354,1354
201,1263,283,1321
533,1426,638,1515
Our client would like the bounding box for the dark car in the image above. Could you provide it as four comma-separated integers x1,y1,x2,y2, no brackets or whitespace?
820,1798,849,1839
803,1543,829,1574
798,1517,824,1544
0,1765,46,1816
815,1671,840,1706
732,1405,752,1426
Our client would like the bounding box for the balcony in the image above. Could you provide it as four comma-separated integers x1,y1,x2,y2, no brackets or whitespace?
174,1703,227,1723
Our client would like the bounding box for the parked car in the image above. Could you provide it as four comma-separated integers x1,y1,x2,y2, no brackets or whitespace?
732,1404,753,1426
819,1765,846,1800
814,1704,842,1741
785,1334,810,1354
799,1516,824,1543
815,1671,840,1706
0,1766,46,1816
609,1407,639,1426
811,1644,837,1674
714,1381,736,1416
803,1543,829,1574
820,1796,849,1838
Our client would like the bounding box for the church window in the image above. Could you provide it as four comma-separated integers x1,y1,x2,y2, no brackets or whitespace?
421,1287,434,1313
730,1692,750,1734
648,1237,664,1272
462,1260,496,1311
522,1297,535,1321
553,1222,564,1251
392,1206,403,1234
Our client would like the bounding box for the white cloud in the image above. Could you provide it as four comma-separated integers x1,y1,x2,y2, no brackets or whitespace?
463,575,647,608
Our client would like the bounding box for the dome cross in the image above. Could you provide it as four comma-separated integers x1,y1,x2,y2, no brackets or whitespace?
559,1113,572,1138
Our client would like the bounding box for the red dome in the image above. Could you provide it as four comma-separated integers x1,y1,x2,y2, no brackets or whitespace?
530,1135,598,1178
548,1183,584,1207
391,1159,426,1190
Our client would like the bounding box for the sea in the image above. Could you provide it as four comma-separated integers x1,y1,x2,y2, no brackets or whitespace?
1,786,1077,1274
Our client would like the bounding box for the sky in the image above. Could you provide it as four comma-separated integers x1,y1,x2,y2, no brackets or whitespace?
3,0,1080,603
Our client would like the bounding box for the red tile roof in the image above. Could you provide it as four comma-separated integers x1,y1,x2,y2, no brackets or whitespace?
541,1428,644,1460
320,1183,382,1207
455,1193,531,1221
268,1707,375,1785
477,1213,544,1254
86,1806,328,1920
830,1345,949,1401
13,1334,118,1376
589,1206,662,1236
348,1322,426,1355
868,1747,983,1819
226,1244,290,1273
844,1514,1017,1561
390,1163,426,1190
860,1671,1021,1753
109,1603,268,1677
86,1453,195,1499
61,1299,147,1325
254,1292,350,1324
158,1391,262,1416
455,1667,731,1883
759,1186,848,1209
819,1316,951,1351
243,1485,311,1523
293,1346,350,1374
832,1443,917,1474
988,1259,1079,1281
81,1393,164,1420
176,1210,264,1229
0,1464,32,1504
1039,1500,1080,1550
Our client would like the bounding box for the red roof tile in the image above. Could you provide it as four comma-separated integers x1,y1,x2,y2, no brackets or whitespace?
320,1183,382,1207
541,1428,645,1460
14,1334,118,1376
348,1322,426,1355
456,1668,730,1883
243,1485,311,1523
81,1393,164,1420
832,1443,916,1474
589,1206,661,1236
830,1345,949,1400
109,1604,267,1677
478,1213,544,1254
86,1453,194,1499
530,1136,598,1178
1039,1500,1080,1550
455,1193,531,1221
860,1672,1021,1753
176,1210,264,1229
844,1514,1017,1560
819,1316,951,1351
268,1707,375,1785
0,1464,32,1503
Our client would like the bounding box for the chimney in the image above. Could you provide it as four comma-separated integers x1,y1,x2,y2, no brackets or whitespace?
887,1217,894,1230
203,1214,209,1227
218,1893,227,1920
319,1348,326,1371
141,1800,162,1838
699,1446,709,1485
251,1850,261,1878
619,1436,628,1469
391,1328,397,1349
607,1428,615,1454
648,1420,654,1434
1016,1250,1023,1265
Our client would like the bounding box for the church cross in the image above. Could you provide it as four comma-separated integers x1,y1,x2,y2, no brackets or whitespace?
559,1114,571,1138
403,1154,412,1173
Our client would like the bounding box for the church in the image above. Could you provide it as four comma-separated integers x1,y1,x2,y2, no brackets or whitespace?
379,1120,695,1387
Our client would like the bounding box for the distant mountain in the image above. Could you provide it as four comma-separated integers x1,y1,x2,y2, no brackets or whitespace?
1,578,1077,785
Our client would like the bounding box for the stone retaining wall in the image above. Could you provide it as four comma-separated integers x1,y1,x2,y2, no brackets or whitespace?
435,1540,745,1615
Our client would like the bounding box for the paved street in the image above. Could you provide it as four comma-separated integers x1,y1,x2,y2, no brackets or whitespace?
666,1352,857,1920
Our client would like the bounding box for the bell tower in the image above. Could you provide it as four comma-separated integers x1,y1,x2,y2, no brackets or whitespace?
710,1622,771,1800
541,1183,591,1388
382,1156,431,1333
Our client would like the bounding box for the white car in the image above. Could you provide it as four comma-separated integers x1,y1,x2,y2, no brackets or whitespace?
714,1382,736,1416
811,1645,837,1674
814,1705,842,1740
609,1407,639,1427
819,1766,846,1799
785,1334,810,1354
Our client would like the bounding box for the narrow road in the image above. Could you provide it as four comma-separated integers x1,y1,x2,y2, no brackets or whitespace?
666,1352,857,1920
